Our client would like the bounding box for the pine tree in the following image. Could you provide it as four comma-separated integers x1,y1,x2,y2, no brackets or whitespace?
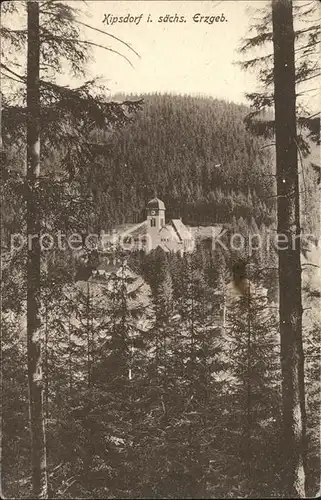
1,1,140,496
272,1,306,495
86,257,148,497
239,1,318,494
25,4,47,496
221,281,282,498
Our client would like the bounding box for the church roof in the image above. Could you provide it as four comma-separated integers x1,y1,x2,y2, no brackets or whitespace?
147,197,165,210
128,221,148,238
160,224,180,241
171,219,193,241
102,222,148,246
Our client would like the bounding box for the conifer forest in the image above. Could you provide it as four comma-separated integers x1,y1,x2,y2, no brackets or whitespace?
0,1,320,499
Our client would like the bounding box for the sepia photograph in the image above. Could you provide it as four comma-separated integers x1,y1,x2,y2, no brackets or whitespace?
0,0,320,498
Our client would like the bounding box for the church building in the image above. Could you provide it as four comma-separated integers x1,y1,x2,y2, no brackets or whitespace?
106,197,195,254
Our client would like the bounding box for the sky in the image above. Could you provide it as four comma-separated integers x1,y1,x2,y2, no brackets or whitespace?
1,0,319,110
74,0,261,104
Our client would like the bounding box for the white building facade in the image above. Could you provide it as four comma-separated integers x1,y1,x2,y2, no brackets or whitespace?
104,197,195,254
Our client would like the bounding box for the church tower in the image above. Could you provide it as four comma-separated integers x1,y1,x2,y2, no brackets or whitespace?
146,197,166,250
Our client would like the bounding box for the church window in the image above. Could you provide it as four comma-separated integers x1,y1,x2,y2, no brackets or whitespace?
160,218,164,227
150,218,156,227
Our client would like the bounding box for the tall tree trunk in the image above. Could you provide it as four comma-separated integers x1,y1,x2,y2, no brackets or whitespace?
86,282,91,388
0,271,4,500
0,234,4,500
44,301,49,423
0,6,5,495
246,285,252,495
68,319,73,397
272,0,306,496
26,2,48,498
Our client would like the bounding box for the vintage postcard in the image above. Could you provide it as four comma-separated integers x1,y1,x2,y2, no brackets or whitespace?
0,0,320,498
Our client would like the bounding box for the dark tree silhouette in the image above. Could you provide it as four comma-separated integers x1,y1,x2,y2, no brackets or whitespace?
272,0,306,496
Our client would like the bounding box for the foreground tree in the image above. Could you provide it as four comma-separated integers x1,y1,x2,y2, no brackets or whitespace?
239,0,319,495
26,3,48,498
272,0,306,496
222,281,282,498
1,0,140,496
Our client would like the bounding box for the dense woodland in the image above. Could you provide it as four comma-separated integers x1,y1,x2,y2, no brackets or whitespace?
88,94,277,228
2,93,278,236
2,92,319,241
0,0,320,499
2,242,320,498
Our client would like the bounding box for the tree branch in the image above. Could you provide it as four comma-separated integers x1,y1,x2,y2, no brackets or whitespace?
73,19,140,59
42,35,134,68
0,63,25,82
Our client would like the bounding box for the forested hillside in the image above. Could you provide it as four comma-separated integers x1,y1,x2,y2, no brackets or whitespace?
86,94,276,229
3,93,318,242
